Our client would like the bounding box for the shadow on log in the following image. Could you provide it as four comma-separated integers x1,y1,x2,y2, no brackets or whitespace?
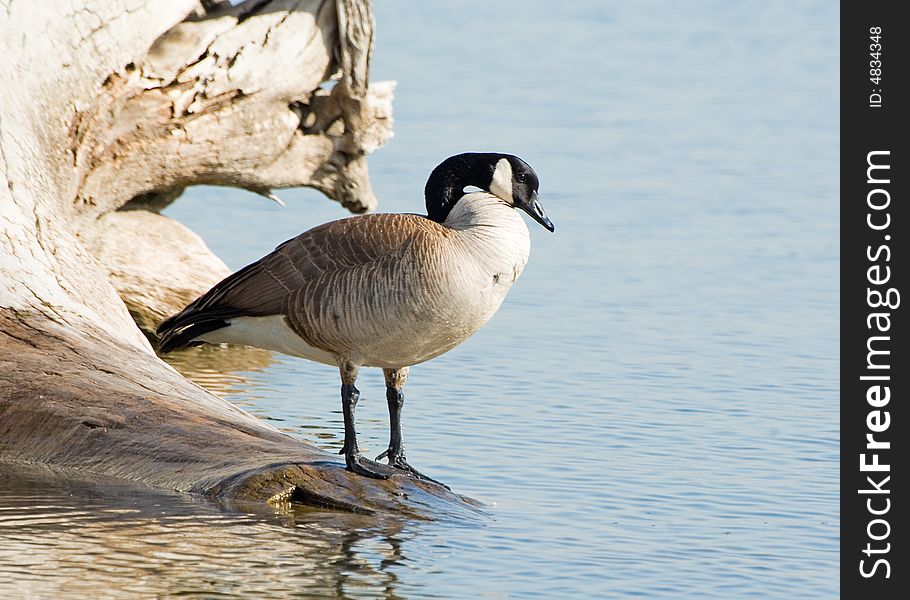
0,1,479,517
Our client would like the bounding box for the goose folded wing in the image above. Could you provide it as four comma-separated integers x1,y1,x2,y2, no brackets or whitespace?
159,214,433,331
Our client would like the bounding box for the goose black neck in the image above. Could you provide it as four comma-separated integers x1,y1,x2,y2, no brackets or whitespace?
425,153,501,223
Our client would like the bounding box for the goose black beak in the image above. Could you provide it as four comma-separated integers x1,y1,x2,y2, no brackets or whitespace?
518,190,555,232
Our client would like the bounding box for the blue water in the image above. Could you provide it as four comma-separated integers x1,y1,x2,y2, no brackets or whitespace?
1,1,838,597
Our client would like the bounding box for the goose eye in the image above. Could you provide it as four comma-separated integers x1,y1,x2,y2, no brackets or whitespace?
515,173,527,183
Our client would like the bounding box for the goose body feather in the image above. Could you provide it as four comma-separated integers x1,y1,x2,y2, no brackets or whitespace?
165,192,530,368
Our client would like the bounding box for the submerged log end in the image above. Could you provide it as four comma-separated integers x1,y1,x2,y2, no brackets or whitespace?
213,461,484,519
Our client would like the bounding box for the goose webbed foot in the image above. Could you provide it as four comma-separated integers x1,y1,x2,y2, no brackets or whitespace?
375,448,450,489
343,451,400,480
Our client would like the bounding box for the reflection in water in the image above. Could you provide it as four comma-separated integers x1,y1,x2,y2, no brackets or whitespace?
0,463,414,599
329,519,405,600
159,344,276,397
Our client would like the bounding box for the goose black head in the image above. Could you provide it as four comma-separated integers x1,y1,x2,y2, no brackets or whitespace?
425,153,555,232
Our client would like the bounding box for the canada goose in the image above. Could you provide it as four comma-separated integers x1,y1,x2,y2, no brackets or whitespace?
157,152,554,483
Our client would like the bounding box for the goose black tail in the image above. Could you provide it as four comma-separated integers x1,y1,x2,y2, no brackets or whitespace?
156,311,231,353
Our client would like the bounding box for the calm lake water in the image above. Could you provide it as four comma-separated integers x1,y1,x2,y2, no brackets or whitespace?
1,1,839,597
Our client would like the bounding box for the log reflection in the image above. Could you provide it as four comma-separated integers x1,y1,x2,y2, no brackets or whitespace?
0,463,412,599
158,344,276,397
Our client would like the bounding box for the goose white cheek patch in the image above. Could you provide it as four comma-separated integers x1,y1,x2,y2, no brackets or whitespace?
490,158,514,204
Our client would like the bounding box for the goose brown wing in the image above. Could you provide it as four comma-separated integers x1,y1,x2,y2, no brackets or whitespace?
157,214,440,349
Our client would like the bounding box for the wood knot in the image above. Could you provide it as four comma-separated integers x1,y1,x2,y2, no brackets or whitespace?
80,417,105,429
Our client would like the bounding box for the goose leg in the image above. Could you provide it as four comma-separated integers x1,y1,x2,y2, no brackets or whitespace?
376,368,448,488
338,362,397,479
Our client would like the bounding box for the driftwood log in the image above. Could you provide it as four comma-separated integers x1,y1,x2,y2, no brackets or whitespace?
0,0,477,517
